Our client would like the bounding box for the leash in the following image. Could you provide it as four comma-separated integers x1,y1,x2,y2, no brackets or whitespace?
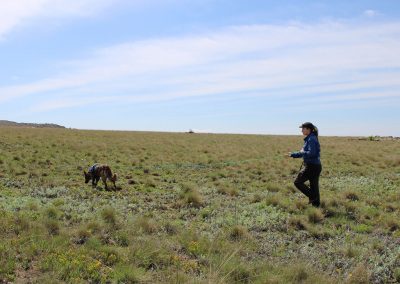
297,161,304,174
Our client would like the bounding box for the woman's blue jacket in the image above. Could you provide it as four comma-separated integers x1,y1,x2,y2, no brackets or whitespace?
291,133,321,165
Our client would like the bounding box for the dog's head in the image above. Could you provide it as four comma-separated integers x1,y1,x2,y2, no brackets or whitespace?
111,173,118,182
83,171,91,183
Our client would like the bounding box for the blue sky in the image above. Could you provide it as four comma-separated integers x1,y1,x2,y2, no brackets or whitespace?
0,0,399,136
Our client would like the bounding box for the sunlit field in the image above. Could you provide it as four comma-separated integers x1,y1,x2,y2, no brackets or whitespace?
0,126,399,283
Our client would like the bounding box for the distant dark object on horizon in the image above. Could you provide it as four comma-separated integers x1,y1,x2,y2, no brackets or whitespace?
0,120,65,129
357,135,400,141
187,129,195,134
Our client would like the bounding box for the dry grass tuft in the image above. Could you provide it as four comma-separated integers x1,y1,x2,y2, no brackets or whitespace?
101,207,118,225
288,216,308,230
44,219,60,235
217,184,239,196
344,191,360,201
346,264,370,284
137,217,158,234
307,207,324,224
251,193,263,203
180,184,204,208
229,225,249,241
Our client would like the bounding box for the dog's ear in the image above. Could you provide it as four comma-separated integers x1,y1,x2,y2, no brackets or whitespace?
83,170,87,176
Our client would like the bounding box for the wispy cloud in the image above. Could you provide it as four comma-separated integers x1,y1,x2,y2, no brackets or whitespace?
1,19,400,113
0,0,115,39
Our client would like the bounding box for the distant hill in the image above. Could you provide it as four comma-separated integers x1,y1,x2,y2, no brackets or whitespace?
0,120,65,129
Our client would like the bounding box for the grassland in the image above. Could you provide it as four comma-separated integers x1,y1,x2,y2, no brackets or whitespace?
0,126,399,283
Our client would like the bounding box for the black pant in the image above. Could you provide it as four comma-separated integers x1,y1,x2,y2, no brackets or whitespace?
294,163,322,207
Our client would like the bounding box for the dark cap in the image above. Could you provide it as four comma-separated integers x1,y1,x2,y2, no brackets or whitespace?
299,122,314,129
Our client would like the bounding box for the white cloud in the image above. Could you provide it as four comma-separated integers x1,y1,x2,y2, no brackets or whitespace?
1,20,400,112
363,9,379,18
32,95,115,112
0,0,114,39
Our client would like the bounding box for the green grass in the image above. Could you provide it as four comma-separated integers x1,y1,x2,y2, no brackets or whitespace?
0,126,399,283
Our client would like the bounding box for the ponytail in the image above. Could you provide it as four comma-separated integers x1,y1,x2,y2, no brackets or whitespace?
312,125,319,139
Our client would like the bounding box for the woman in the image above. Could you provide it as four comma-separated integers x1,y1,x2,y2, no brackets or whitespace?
289,122,322,207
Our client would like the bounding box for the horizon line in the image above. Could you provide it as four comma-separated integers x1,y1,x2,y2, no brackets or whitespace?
1,123,398,138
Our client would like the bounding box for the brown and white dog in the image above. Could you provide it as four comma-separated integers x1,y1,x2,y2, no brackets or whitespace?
84,164,117,190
